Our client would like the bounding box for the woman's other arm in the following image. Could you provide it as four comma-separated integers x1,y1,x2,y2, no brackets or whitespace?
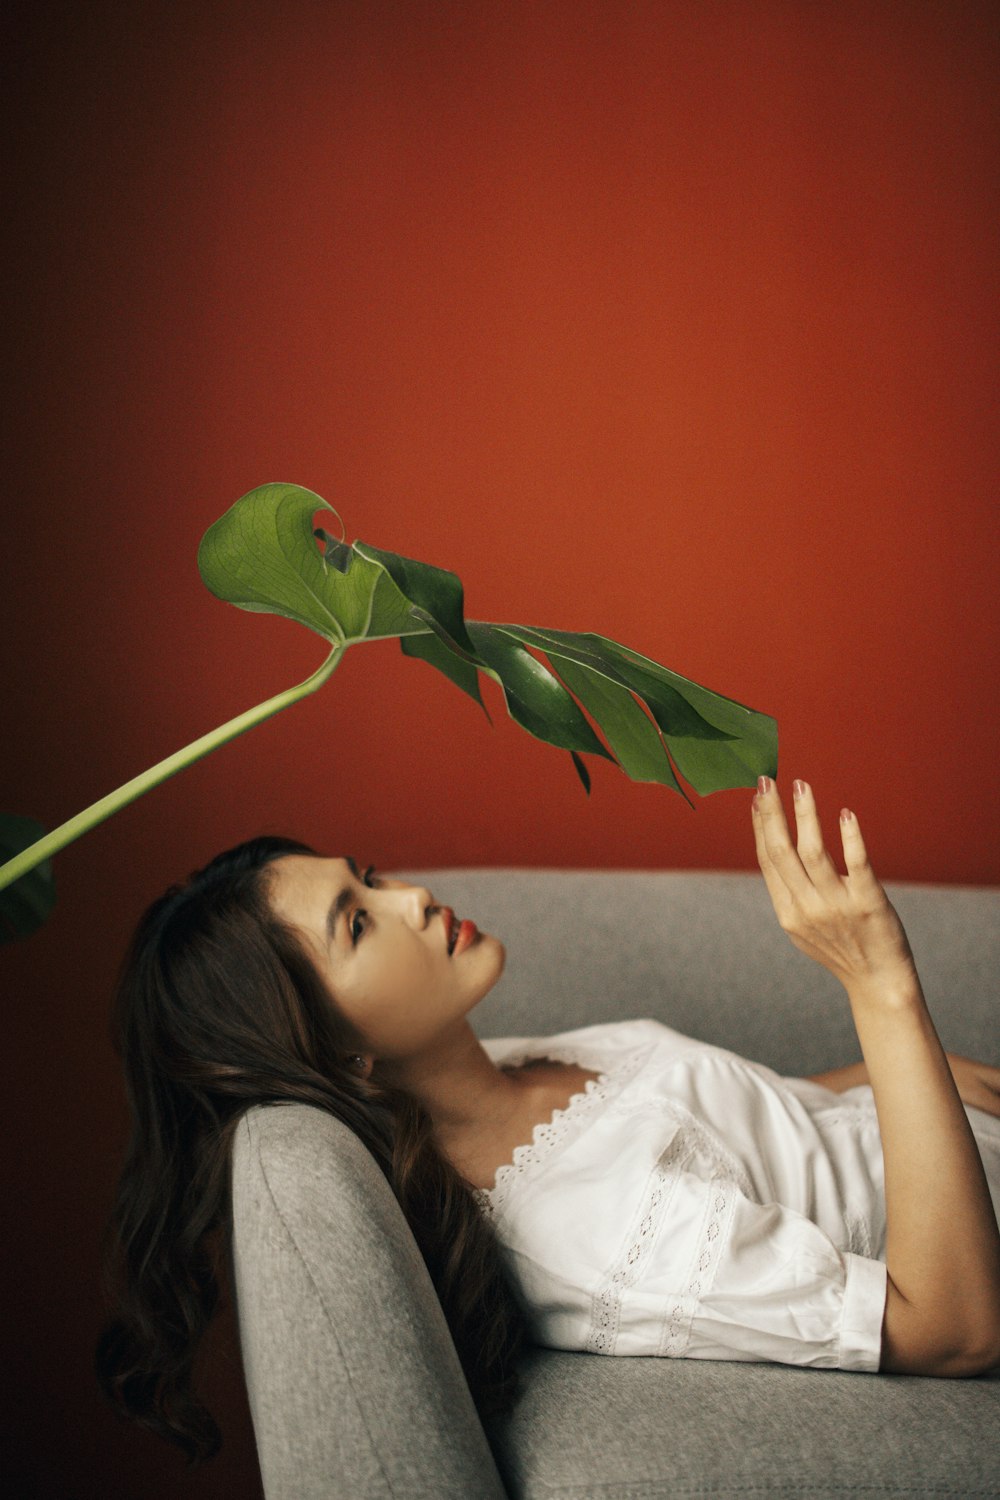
805,1061,869,1092
753,777,1000,1378
805,1056,1000,1118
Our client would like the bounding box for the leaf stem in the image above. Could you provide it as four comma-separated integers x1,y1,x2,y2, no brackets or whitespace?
0,643,346,894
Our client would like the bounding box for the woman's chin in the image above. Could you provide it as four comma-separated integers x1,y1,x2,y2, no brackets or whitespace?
468,930,506,974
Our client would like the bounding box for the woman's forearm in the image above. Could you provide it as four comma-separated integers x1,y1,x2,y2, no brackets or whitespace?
846,970,1000,1375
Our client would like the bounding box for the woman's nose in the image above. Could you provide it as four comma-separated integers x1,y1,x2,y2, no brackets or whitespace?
391,881,435,922
384,877,436,924
413,885,435,923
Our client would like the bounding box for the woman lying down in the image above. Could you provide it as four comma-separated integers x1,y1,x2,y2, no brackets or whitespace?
95,775,1000,1464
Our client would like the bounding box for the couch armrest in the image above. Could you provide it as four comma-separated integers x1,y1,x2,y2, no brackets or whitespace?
230,1102,508,1500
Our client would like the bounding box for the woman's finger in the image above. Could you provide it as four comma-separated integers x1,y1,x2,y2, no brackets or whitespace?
836,807,885,906
791,781,842,894
751,794,796,924
754,778,817,905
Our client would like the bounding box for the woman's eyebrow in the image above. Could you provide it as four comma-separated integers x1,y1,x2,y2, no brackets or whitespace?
326,856,361,945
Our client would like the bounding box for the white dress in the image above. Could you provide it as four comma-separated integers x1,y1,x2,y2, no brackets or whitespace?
472,1018,1000,1373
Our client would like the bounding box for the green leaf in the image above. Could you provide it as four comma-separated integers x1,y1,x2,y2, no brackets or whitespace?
0,814,56,943
197,482,777,799
510,626,777,795
0,480,779,943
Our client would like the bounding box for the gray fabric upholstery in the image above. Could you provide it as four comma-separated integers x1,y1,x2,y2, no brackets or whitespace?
230,871,1000,1498
231,1102,507,1498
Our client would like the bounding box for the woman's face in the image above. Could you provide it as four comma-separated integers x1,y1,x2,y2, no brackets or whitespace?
266,855,506,1062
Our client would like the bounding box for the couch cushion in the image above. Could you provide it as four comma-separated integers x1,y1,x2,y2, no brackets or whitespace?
230,1102,508,1498
486,1344,1000,1498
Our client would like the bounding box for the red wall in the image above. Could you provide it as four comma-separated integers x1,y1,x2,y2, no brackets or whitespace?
3,3,998,1495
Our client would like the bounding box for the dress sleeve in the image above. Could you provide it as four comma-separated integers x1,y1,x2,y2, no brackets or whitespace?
650,1169,888,1372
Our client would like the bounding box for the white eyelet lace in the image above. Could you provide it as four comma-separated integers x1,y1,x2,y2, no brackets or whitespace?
659,1170,735,1358
585,1102,752,1356
587,1130,691,1353
843,1207,873,1259
471,1040,652,1219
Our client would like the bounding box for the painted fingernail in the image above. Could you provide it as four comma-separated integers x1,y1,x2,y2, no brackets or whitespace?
757,776,771,795
793,780,806,799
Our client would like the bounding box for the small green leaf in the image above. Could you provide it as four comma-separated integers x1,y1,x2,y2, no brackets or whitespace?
313,527,355,575
570,750,592,795
0,814,56,943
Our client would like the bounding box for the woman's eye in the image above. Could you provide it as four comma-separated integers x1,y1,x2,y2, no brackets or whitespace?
351,867,381,943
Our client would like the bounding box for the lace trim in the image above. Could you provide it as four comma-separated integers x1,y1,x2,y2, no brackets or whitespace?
584,1100,753,1356
843,1206,874,1259
472,1040,652,1219
586,1130,692,1353
659,1170,736,1358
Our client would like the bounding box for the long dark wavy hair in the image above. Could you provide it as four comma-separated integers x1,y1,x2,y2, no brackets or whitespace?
94,835,529,1465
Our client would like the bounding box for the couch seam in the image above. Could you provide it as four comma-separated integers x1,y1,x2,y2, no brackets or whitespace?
525,1485,1000,1497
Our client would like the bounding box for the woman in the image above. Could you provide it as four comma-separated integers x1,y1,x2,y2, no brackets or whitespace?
95,776,1000,1465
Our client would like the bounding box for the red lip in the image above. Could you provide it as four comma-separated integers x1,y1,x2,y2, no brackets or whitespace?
441,906,478,955
452,918,478,955
442,907,456,954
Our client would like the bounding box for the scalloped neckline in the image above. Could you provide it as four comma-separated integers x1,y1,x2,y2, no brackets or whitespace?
468,1041,647,1215
457,1057,603,1197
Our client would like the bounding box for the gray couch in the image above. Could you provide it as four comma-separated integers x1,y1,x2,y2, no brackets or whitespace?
229,869,1000,1498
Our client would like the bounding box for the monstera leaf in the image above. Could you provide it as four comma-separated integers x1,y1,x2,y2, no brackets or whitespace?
0,482,777,942
198,483,776,798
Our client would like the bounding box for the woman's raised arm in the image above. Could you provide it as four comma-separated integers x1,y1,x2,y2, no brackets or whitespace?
752,776,1000,1377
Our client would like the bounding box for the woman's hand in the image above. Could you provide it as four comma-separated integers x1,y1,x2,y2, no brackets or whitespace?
751,776,918,999
946,1055,1000,1118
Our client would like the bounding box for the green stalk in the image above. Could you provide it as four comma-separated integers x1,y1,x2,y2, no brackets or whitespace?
0,642,346,895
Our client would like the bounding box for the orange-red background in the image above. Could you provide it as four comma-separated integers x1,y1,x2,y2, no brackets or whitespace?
2,2,998,1495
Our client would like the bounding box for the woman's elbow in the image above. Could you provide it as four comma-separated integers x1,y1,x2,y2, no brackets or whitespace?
922,1342,1000,1378
880,1283,1000,1377
940,1332,1000,1378
880,1341,1000,1378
